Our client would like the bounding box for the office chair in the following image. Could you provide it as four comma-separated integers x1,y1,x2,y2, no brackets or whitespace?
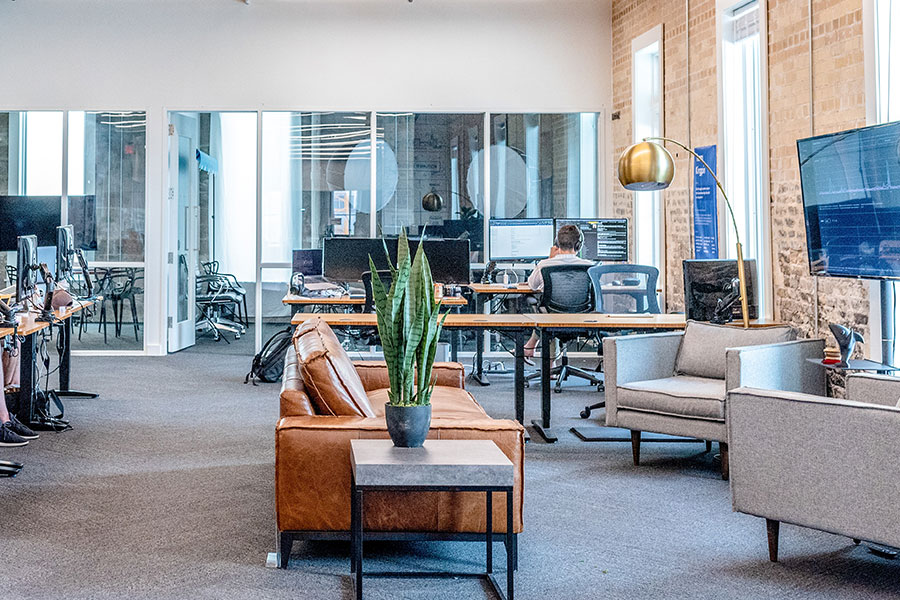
525,264,603,392
5,265,16,288
362,270,394,314
579,263,660,419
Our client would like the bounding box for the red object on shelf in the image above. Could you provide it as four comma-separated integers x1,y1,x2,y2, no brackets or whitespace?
822,358,841,365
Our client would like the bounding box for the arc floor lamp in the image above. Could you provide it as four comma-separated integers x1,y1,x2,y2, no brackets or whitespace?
617,138,750,328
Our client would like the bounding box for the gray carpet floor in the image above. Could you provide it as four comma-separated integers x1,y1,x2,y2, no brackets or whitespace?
1,336,898,599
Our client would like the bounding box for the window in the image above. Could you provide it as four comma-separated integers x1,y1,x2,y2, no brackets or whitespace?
488,113,600,222
376,113,485,262
632,27,664,285
719,0,770,317
874,0,900,122
68,111,147,263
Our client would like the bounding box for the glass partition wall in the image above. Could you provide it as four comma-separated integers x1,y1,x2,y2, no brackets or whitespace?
0,110,146,352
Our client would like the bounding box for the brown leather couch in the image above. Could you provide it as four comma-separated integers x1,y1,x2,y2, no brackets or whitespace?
275,318,525,568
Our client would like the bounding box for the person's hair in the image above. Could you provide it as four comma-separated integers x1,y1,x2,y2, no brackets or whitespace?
555,225,582,252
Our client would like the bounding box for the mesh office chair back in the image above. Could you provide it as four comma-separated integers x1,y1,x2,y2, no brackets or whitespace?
540,264,594,314
362,270,394,314
587,264,660,314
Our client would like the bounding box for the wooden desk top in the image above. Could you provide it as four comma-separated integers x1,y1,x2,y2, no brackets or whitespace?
0,299,94,338
283,294,468,307
0,285,14,302
291,312,529,328
466,283,534,295
292,310,780,331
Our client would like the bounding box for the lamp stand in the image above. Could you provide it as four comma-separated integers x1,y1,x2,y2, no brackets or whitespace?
642,137,751,329
735,242,750,329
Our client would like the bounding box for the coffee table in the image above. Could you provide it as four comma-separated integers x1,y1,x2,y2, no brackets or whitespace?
350,439,516,600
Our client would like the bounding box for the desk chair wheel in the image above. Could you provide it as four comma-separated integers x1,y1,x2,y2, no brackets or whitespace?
580,408,591,419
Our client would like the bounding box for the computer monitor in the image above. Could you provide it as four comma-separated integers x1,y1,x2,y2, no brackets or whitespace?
56,225,75,283
323,237,472,284
410,239,471,284
0,196,62,251
292,249,323,277
323,238,392,282
16,235,38,306
556,218,628,261
683,259,759,321
488,218,555,261
75,249,94,298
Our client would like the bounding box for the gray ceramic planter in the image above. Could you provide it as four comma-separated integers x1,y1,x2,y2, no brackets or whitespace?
384,403,432,448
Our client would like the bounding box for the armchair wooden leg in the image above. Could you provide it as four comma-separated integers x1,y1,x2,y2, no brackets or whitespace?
766,519,780,562
630,430,641,466
720,442,729,480
705,440,712,453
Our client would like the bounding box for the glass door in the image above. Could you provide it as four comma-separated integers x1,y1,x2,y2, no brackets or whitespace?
167,113,200,352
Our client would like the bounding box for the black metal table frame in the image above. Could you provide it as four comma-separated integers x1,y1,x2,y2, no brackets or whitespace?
471,290,533,386
534,324,685,443
351,480,515,600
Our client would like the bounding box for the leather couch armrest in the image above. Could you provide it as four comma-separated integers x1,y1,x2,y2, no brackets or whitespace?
353,361,466,391
281,346,314,417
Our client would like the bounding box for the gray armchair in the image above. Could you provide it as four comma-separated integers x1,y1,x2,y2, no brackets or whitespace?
729,373,900,562
604,321,825,478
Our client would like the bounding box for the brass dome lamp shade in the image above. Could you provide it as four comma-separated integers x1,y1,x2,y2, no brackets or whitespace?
617,137,749,328
422,191,443,212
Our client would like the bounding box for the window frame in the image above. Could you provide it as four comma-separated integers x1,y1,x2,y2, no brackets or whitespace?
631,25,666,309
716,0,773,320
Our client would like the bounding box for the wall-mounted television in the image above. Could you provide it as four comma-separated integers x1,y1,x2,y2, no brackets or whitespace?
798,121,900,280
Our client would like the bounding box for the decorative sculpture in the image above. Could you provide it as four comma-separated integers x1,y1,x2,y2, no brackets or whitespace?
829,323,864,368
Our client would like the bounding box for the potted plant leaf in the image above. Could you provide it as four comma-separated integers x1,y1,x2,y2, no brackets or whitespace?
368,231,447,447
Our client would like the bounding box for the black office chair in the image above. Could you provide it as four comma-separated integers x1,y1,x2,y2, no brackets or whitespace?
5,266,16,288
525,264,603,392
578,263,661,419
362,270,394,314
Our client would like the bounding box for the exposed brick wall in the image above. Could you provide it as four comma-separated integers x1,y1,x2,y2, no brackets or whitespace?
611,0,870,352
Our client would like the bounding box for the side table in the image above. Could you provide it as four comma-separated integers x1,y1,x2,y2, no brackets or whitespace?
350,439,516,600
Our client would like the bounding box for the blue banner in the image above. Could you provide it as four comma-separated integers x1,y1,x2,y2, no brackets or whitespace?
693,145,719,259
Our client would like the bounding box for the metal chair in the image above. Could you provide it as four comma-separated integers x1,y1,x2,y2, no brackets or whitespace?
525,264,603,392
579,263,661,419
5,265,16,288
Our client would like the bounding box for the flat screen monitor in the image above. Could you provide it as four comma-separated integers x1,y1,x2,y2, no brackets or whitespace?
410,239,470,284
798,121,900,279
323,238,392,282
0,196,62,251
56,225,75,282
292,249,323,277
323,237,471,284
16,235,38,305
556,218,628,261
488,218,555,261
683,259,759,321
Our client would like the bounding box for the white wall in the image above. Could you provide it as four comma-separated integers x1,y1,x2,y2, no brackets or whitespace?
0,0,611,111
0,0,613,354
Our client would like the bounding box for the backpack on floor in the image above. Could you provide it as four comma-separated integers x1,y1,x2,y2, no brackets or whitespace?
245,326,293,385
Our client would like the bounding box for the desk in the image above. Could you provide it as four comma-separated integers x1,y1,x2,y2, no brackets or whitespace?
292,312,778,442
13,301,95,428
283,293,468,313
0,285,14,302
292,312,529,425
466,284,536,385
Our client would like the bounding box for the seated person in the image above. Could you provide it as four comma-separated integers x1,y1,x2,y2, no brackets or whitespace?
0,339,37,447
524,224,594,357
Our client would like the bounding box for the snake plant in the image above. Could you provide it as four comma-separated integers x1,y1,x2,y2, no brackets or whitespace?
368,231,447,407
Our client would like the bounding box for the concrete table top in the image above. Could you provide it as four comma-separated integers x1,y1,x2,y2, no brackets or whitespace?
350,439,514,489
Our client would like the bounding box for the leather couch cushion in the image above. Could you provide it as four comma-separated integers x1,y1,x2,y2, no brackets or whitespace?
675,320,795,380
618,375,727,421
366,386,489,420
293,319,375,417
